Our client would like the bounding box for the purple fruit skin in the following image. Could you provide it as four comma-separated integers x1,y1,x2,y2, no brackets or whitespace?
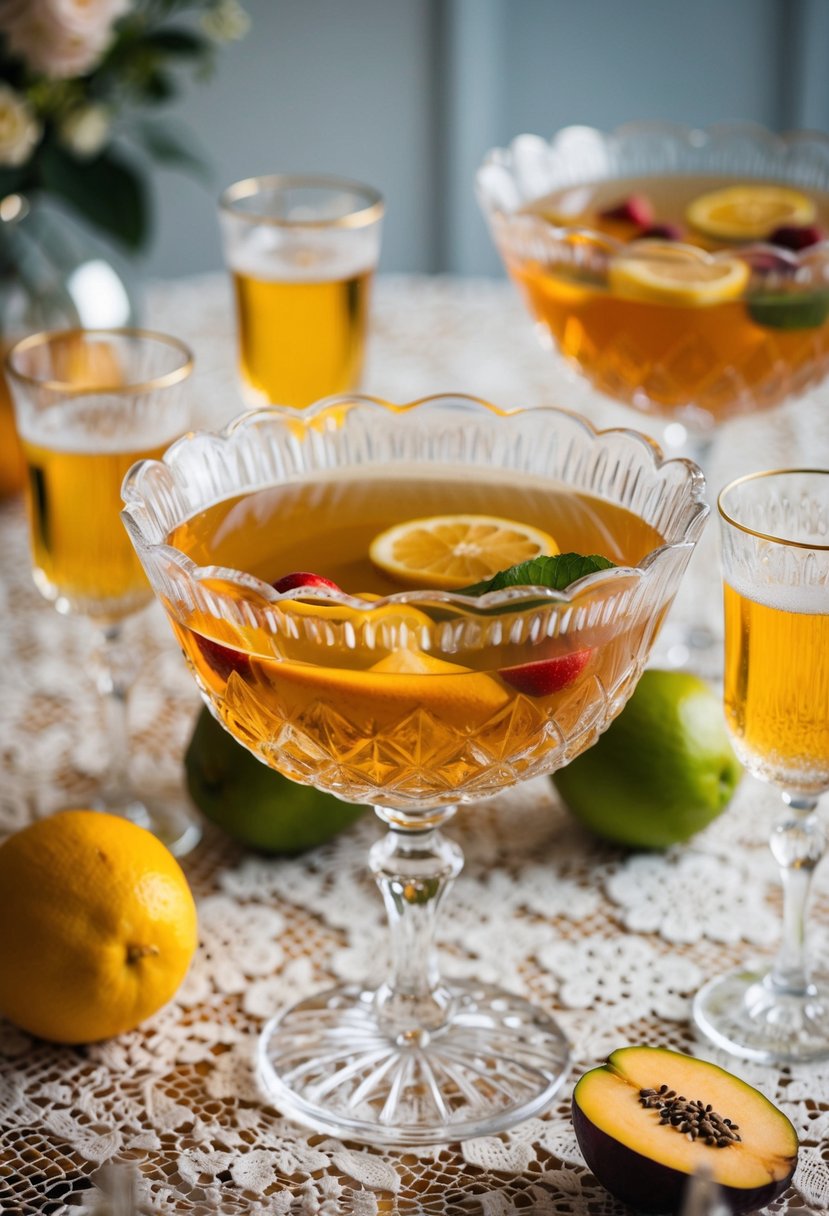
746,250,795,276
769,224,826,252
572,1096,795,1215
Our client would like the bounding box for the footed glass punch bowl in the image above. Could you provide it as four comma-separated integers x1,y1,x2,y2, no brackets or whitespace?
477,123,829,436
122,395,707,1146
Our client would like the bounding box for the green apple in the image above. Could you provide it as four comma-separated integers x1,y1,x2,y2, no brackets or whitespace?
185,707,367,853
552,669,742,848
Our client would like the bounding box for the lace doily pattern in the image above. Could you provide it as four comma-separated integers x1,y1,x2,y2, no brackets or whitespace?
1,275,827,1214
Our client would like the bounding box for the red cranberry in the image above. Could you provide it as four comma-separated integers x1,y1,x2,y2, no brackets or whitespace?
272,571,341,594
769,224,826,252
600,194,654,227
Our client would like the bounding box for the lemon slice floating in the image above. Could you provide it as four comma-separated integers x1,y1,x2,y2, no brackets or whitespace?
686,185,816,242
608,244,749,307
369,514,559,590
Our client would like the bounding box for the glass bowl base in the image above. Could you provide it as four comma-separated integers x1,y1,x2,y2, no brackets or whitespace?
693,967,829,1063
258,980,571,1146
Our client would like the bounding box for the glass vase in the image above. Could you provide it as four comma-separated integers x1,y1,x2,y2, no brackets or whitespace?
0,192,137,499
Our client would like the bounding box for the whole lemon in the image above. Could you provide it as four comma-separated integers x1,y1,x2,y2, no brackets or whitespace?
553,669,742,848
0,810,198,1043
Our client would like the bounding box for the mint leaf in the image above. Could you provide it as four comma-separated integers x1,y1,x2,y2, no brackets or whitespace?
460,553,616,597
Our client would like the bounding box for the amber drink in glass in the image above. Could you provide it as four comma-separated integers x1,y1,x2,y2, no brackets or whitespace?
478,125,829,668
219,175,383,408
478,126,829,440
694,469,829,1062
7,328,200,855
123,394,707,1145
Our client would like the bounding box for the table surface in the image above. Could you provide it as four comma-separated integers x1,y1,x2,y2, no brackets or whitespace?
1,274,828,1215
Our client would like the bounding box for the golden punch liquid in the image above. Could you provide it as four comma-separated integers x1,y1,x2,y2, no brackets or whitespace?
229,232,375,408
510,174,829,422
0,371,25,498
167,470,664,807
724,580,829,793
20,395,182,622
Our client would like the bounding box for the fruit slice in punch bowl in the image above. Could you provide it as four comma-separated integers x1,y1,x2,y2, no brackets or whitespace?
121,394,707,1147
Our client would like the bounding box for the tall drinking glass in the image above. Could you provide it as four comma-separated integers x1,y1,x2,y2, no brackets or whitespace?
219,175,383,408
6,328,200,857
694,469,829,1061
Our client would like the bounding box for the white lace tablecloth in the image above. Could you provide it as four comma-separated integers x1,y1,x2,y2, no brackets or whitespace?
1,274,828,1214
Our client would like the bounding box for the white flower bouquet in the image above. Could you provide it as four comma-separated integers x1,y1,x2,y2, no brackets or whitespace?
0,0,249,250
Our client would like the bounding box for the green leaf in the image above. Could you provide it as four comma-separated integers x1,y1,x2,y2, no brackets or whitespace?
143,69,177,102
135,120,211,181
143,28,211,57
39,144,149,251
747,291,829,331
0,166,28,199
460,553,616,597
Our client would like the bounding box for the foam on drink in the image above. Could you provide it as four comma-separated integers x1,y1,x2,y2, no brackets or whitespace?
222,204,382,409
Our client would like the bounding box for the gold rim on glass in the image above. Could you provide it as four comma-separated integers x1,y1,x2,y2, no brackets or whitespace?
718,467,829,551
219,173,385,229
5,328,195,396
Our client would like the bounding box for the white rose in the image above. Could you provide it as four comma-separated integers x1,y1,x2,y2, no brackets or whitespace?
0,85,41,167
2,0,130,79
60,102,111,158
48,0,130,35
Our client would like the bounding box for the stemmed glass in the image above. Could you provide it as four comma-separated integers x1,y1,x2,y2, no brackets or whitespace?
122,394,707,1145
477,123,829,463
6,328,201,857
694,469,829,1062
477,123,829,663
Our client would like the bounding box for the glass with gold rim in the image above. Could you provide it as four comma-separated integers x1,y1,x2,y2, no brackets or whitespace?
693,468,829,1063
6,327,201,857
122,393,706,1145
219,174,383,409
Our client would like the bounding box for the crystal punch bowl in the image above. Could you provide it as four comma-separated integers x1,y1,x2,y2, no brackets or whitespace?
122,395,707,1146
477,123,829,433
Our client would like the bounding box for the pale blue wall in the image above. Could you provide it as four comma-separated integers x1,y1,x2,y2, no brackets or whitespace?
142,0,440,278
141,0,828,280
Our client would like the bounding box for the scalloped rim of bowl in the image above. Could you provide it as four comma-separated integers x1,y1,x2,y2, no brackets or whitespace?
476,121,829,268
121,394,709,619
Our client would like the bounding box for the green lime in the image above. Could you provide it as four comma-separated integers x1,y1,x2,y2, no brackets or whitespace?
185,707,367,853
747,290,829,330
552,669,741,849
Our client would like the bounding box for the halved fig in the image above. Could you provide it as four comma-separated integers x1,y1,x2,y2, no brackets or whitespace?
572,1046,797,1214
